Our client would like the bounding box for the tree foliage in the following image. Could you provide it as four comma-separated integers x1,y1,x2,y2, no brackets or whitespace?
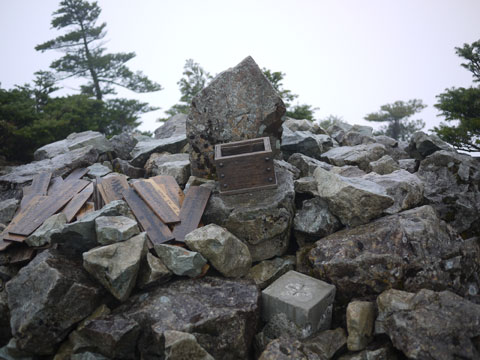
160,59,212,121
433,40,480,152
36,0,162,101
364,99,426,140
262,68,318,121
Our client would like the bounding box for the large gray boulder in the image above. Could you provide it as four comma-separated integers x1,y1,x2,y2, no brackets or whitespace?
320,143,387,171
417,150,480,237
154,114,187,140
144,152,191,186
185,224,252,278
281,127,333,160
0,146,99,186
129,134,187,168
293,197,342,245
204,165,295,261
406,131,452,160
283,118,326,134
6,250,104,354
25,213,68,247
107,277,260,360
34,131,112,161
137,253,172,289
308,205,480,304
313,167,394,227
186,56,285,178
95,216,139,245
288,153,333,177
109,133,138,160
164,330,214,360
362,169,424,214
368,155,400,175
246,256,296,290
376,288,480,359
83,232,148,301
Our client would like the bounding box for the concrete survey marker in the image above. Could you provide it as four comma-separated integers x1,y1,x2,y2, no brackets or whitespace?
262,270,336,335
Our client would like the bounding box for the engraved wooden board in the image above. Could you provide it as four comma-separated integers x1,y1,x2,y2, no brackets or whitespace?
98,175,129,204
8,180,89,236
65,167,89,181
132,180,180,224
62,183,94,222
149,175,185,207
122,188,174,245
172,186,211,242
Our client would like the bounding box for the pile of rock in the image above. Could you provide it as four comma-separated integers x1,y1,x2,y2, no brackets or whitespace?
0,56,479,360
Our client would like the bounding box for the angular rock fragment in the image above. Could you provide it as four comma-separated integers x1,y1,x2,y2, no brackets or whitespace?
204,165,295,261
0,198,19,225
144,152,191,186
281,127,333,160
129,134,187,168
362,169,424,214
417,150,480,236
154,114,187,139
406,131,452,160
376,288,480,359
109,133,138,160
86,163,112,178
294,176,319,196
83,232,148,301
185,224,251,278
346,301,375,351
308,205,480,304
283,117,326,134
294,197,342,245
154,244,207,278
164,330,214,360
6,250,104,354
137,252,171,289
341,130,375,146
111,158,145,178
398,158,417,173
95,216,139,245
288,152,333,177
112,277,260,360
25,213,67,247
53,200,134,254
320,143,387,171
368,155,400,175
246,256,296,289
329,165,366,178
314,167,394,227
187,56,285,178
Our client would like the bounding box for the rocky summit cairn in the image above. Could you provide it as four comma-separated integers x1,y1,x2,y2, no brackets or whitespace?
186,56,286,178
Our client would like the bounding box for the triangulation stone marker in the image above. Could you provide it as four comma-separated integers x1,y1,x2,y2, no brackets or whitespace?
262,270,336,336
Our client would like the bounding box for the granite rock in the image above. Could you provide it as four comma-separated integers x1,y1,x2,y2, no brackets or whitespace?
0,199,19,225
144,152,191,186
320,143,387,172
95,216,140,245
154,244,207,278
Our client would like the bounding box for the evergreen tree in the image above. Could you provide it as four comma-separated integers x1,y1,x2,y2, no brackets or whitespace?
434,40,480,152
365,100,426,140
36,0,162,101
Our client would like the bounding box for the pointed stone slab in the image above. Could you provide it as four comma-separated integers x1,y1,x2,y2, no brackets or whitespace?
98,175,129,205
62,183,94,222
172,186,211,242
8,180,89,236
122,188,174,245
132,180,180,224
65,167,89,181
149,175,185,207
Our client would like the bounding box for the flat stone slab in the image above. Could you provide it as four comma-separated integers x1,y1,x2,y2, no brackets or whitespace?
262,270,336,336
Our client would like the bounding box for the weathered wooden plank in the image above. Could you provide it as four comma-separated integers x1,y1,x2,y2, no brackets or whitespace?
149,175,185,207
47,176,65,195
93,177,103,210
65,167,89,181
31,172,52,196
122,188,174,245
8,246,35,264
172,186,211,242
98,175,129,204
132,180,180,224
76,201,95,220
62,183,94,222
8,180,89,236
2,233,27,242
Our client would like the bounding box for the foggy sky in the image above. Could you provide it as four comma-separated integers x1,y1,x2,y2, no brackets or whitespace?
0,0,479,133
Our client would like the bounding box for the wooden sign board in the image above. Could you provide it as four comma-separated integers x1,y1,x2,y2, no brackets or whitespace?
62,183,94,222
65,167,89,181
8,179,89,236
149,175,185,207
122,188,174,246
132,180,180,224
172,186,211,242
98,175,129,204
